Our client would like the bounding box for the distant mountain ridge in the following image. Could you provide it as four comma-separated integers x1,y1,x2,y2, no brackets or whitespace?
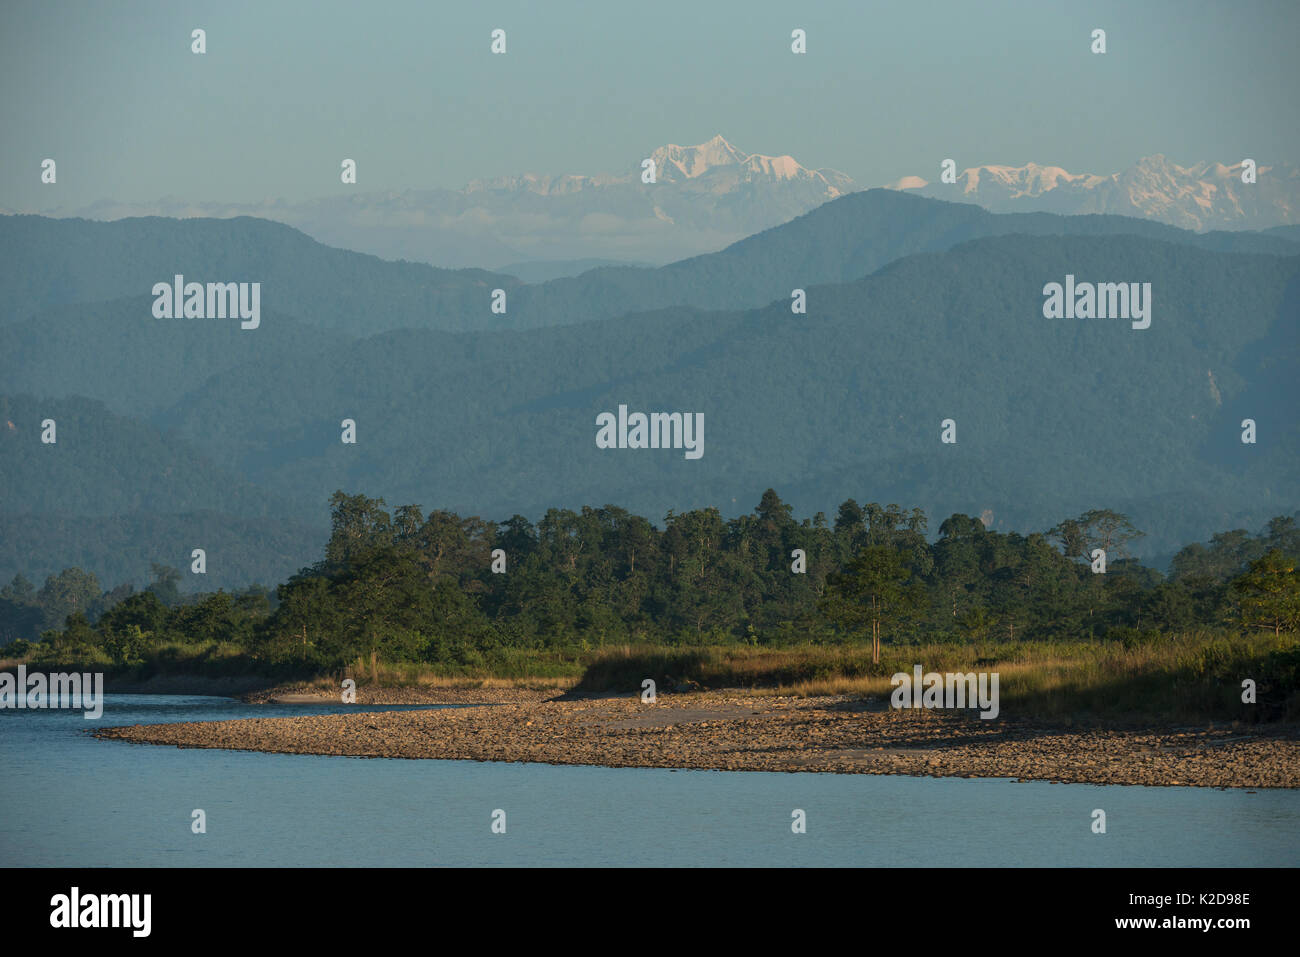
147,232,1300,562
5,189,1295,339
13,136,855,268
4,190,1298,589
888,155,1300,231
12,141,1296,269
470,133,853,195
3,229,1296,587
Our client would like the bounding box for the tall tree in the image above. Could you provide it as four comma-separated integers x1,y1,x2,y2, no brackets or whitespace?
1231,549,1300,635
37,567,102,631
324,491,393,569
821,545,922,663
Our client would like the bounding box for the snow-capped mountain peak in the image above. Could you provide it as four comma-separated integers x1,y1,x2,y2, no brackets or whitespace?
646,135,850,195
651,134,748,179
887,155,1297,230
463,135,851,199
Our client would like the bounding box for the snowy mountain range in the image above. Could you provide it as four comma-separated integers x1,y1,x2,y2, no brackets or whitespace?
12,138,1297,271
23,136,852,269
468,134,853,197
886,155,1299,232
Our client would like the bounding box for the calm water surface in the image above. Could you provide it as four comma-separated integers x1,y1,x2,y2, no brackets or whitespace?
2,694,1297,867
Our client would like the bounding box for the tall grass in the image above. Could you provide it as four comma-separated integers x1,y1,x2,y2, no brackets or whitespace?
335,654,583,690
574,630,1300,722
5,629,1295,722
2,639,300,682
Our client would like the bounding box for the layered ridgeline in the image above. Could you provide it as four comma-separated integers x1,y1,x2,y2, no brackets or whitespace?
148,233,1299,560
2,190,1296,340
0,512,321,598
2,193,1297,587
26,135,857,268
0,300,349,416
0,214,521,336
28,142,1300,267
13,189,1299,423
0,395,323,588
4,232,1293,586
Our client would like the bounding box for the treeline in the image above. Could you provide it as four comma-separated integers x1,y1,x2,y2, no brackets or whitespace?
0,504,323,595
5,490,1299,673
0,563,272,656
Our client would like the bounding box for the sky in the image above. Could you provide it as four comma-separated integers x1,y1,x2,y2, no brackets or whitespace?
2,0,1297,209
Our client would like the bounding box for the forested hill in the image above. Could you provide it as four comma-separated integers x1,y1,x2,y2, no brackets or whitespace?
149,233,1300,558
0,214,520,334
3,195,1297,590
3,190,1295,336
0,300,350,416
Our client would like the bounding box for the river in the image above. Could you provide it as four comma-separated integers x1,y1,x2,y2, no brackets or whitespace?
2,694,1297,866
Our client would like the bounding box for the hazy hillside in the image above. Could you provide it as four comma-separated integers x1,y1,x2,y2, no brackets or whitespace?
5,189,1296,348
5,197,1298,587
0,510,324,594
148,234,1300,559
498,259,654,282
0,214,522,334
508,189,1298,329
0,299,348,416
0,392,327,587
0,394,295,518
26,135,856,268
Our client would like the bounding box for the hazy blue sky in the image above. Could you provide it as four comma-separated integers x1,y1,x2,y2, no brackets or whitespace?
2,0,1297,209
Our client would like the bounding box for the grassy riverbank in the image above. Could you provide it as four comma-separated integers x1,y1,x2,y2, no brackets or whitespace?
9,629,1298,724
575,631,1300,723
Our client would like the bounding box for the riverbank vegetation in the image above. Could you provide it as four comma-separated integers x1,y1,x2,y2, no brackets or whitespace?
3,490,1297,719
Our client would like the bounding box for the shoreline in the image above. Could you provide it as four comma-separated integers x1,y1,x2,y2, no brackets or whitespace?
93,689,1300,789
241,683,559,706
85,674,561,705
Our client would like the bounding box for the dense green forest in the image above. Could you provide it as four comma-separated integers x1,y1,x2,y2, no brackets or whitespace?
6,491,1298,683
3,194,1297,589
122,233,1300,551
5,232,1297,581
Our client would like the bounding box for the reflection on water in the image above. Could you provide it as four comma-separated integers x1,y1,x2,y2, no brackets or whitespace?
1,695,1297,867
